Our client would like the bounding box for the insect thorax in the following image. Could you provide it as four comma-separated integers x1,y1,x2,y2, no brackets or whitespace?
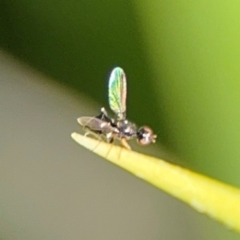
116,120,137,139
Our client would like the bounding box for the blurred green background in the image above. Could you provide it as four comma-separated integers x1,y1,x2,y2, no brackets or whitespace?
1,0,240,239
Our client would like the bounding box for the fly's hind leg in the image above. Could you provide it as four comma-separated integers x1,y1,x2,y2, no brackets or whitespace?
84,130,101,140
83,130,104,152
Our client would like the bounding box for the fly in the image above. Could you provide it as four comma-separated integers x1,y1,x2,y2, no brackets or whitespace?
78,67,157,150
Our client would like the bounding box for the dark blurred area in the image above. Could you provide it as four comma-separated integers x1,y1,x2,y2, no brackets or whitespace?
0,0,159,127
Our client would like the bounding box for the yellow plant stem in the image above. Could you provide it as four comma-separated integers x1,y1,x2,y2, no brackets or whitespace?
71,132,240,233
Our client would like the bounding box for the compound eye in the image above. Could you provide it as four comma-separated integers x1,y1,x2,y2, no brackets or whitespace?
137,126,157,145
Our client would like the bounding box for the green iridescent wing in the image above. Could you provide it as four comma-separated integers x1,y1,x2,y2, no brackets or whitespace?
108,67,127,120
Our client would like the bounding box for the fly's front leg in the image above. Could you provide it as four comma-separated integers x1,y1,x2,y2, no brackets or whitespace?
120,138,131,150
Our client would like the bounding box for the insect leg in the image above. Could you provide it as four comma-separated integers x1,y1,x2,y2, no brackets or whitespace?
84,130,101,140
120,138,131,150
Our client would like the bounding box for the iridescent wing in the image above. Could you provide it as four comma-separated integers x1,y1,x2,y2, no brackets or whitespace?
77,117,117,134
108,67,127,120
